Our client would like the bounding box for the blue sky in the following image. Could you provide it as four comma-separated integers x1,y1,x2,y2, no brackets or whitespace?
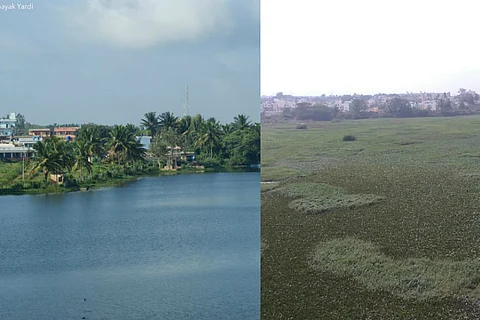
0,0,259,125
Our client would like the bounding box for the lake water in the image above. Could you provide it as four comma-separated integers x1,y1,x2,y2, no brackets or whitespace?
0,172,260,320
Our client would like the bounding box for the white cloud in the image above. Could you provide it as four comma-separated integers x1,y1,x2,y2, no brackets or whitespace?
61,0,233,48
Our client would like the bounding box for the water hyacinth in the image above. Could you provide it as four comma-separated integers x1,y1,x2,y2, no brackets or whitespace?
261,116,480,319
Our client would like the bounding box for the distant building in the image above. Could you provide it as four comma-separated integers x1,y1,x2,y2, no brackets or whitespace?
0,112,16,137
342,101,351,112
50,173,65,184
136,136,152,150
54,127,80,141
29,128,53,137
0,143,34,160
16,136,43,148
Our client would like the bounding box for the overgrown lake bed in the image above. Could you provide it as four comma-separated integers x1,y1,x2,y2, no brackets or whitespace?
261,116,480,319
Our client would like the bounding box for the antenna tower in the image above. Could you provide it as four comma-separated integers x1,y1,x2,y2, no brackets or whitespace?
183,85,189,117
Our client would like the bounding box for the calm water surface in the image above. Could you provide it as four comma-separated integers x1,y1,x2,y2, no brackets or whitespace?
0,172,260,319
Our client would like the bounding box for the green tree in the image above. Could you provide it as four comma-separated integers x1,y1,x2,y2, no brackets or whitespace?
437,98,452,113
150,128,184,169
76,125,105,162
350,99,368,118
106,125,145,166
159,112,178,131
141,112,160,137
387,97,413,117
72,139,93,181
224,123,260,165
30,136,75,183
15,113,26,136
177,115,195,148
195,120,222,159
233,114,251,130
222,123,235,135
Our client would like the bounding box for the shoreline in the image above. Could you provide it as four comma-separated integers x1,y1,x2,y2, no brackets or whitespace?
0,166,260,196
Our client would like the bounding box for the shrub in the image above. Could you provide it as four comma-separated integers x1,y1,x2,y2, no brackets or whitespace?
296,123,308,129
415,109,430,117
198,157,223,169
343,135,356,141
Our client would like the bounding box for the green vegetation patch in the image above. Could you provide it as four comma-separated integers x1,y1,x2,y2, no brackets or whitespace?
0,162,22,187
271,182,383,214
311,238,480,300
261,166,300,182
260,182,280,192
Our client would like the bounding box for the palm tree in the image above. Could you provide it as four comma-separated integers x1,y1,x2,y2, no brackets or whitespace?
141,112,160,137
206,117,217,125
233,114,251,130
222,123,234,135
30,136,74,183
73,139,93,181
76,125,104,163
106,125,145,166
176,116,191,135
186,114,204,144
195,121,222,159
190,114,204,132
177,116,194,148
124,138,146,165
158,112,178,131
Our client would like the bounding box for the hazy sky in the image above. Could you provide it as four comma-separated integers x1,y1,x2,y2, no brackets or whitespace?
0,0,259,125
261,0,480,96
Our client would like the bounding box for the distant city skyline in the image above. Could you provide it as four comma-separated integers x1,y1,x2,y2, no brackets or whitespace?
261,0,480,97
1,0,259,126
262,87,478,97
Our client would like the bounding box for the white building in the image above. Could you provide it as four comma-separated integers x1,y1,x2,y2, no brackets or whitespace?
0,112,16,137
136,136,152,150
342,101,351,112
0,143,34,160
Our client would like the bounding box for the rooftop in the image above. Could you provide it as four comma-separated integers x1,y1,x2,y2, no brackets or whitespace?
0,143,33,152
29,128,51,131
54,127,80,132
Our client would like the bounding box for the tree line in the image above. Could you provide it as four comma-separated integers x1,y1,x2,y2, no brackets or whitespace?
23,112,259,186
275,89,480,122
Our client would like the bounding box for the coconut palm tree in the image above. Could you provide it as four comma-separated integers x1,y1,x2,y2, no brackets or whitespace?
206,117,218,125
76,125,104,162
30,136,75,183
177,115,194,148
186,114,204,144
141,112,160,137
72,139,93,181
222,123,234,135
158,112,178,131
190,114,204,131
195,121,222,159
124,138,146,165
106,125,145,166
176,115,191,135
233,114,251,130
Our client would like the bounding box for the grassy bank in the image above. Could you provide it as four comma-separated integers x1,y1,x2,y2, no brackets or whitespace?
0,161,205,196
0,161,257,196
261,116,480,319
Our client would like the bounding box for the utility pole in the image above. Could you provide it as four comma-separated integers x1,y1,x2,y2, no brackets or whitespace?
22,151,25,181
